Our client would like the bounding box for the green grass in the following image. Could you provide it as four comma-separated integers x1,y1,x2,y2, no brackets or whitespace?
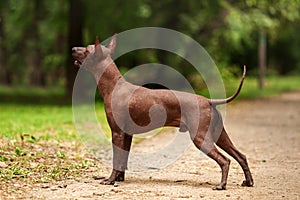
0,103,111,143
227,75,300,100
0,89,110,141
0,104,75,140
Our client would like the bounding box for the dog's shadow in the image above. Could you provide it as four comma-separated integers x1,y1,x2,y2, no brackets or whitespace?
118,176,217,189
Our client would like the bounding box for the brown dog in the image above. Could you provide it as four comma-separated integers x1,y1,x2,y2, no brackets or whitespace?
72,35,253,190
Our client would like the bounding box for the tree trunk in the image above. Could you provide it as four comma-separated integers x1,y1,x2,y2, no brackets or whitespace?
258,29,267,89
29,0,45,87
0,3,12,85
66,0,83,98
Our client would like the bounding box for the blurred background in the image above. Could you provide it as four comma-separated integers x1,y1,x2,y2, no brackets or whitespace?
0,0,299,100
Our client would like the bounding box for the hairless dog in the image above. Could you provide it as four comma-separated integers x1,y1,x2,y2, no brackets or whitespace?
72,35,253,190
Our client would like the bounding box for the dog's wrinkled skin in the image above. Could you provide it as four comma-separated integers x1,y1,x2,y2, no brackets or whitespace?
72,35,253,190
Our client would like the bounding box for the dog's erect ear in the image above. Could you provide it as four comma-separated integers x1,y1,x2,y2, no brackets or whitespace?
95,36,100,47
94,36,103,56
106,34,117,55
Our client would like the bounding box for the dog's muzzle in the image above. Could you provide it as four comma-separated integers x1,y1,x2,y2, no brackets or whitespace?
72,47,86,66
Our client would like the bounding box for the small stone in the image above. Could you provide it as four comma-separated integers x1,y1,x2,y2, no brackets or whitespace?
110,188,120,193
0,162,7,168
50,187,58,191
41,185,50,189
93,192,104,196
58,184,67,188
93,175,105,180
175,179,186,183
226,194,230,197
113,183,119,187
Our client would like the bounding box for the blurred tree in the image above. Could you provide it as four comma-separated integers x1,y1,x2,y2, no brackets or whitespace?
0,0,299,94
41,1,68,86
0,0,68,87
66,0,83,97
0,1,11,85
270,22,300,74
216,0,300,88
28,0,46,87
258,29,266,89
2,1,29,85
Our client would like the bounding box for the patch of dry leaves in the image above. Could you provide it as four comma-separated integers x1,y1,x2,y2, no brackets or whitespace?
0,138,107,199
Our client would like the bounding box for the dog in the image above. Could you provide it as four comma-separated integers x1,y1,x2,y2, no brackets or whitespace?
72,34,253,190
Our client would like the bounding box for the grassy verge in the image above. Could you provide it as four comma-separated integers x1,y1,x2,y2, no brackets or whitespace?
0,103,110,140
0,86,68,105
0,92,110,197
201,75,300,100
235,75,300,99
0,104,75,140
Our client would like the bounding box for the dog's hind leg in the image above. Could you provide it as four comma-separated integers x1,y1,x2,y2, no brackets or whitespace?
207,147,231,190
216,128,254,187
101,131,133,185
192,132,231,190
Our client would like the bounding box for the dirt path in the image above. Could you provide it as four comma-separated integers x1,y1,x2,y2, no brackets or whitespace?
23,91,300,199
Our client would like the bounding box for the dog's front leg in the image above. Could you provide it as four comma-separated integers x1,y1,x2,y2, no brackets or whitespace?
101,131,133,185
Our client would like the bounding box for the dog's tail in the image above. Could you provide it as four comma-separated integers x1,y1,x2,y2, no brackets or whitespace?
209,65,246,106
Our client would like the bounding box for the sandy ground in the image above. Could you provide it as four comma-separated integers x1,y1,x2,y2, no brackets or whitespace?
5,91,300,199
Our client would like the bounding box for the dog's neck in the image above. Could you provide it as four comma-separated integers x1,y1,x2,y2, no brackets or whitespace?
94,59,124,98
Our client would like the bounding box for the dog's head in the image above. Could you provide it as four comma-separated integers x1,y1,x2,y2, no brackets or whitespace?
72,34,116,72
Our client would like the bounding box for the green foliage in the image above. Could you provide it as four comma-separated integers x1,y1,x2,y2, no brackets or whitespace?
14,147,22,156
270,22,300,74
1,0,68,86
0,0,300,88
56,151,66,159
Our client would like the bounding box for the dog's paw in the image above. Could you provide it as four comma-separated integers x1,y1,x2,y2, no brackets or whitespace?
100,178,115,185
100,170,125,185
242,180,254,187
212,184,226,190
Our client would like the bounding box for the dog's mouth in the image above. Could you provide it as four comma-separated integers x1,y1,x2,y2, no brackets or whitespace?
74,59,82,66
72,45,95,67
72,47,87,67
